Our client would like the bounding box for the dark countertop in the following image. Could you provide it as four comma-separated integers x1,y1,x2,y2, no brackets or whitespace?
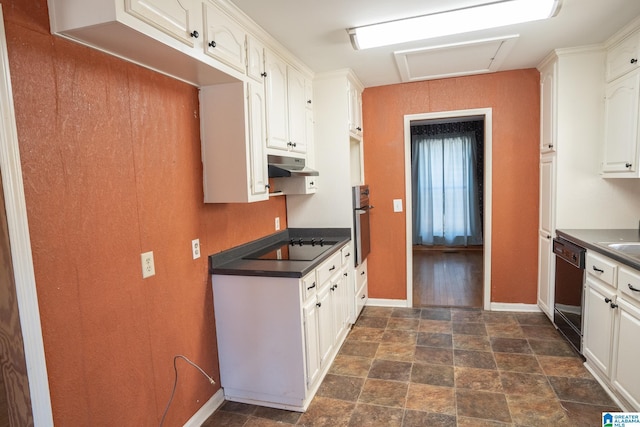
208,228,351,278
556,229,640,271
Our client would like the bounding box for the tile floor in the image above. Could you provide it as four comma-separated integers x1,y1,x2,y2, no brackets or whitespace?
202,306,620,426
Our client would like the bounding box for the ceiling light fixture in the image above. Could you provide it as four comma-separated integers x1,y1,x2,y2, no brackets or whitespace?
348,0,562,50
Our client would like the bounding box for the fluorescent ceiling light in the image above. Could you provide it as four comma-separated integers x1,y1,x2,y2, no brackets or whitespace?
348,0,562,50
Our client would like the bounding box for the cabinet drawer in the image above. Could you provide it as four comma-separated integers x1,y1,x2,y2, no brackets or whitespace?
619,267,640,304
341,243,353,266
356,259,368,289
302,273,317,301
316,251,341,285
586,252,617,287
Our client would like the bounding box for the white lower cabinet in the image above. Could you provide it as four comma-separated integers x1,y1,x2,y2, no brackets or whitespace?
583,250,640,410
584,277,616,377
354,259,368,322
612,298,640,409
212,242,352,411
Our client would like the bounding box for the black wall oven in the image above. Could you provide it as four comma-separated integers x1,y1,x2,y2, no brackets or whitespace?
352,185,373,266
553,237,586,355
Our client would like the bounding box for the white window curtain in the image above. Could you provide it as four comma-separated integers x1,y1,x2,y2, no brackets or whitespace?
412,131,483,246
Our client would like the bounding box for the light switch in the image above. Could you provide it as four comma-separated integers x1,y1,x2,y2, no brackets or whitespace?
393,199,403,212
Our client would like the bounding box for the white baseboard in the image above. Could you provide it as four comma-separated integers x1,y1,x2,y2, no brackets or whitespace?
183,388,225,427
489,302,541,312
366,298,410,308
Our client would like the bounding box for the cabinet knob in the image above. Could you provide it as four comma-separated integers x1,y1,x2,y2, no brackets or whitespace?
605,297,612,303
361,294,366,299
261,72,267,77
548,144,554,149
626,163,633,168
361,271,365,275
632,58,638,64
190,30,199,39
265,184,270,189
310,181,315,186
316,302,321,308
307,99,312,104
356,127,362,131
610,302,619,309
208,40,216,48
343,272,348,277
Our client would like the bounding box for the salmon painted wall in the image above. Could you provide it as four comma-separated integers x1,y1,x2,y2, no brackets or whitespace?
3,1,287,425
362,70,540,304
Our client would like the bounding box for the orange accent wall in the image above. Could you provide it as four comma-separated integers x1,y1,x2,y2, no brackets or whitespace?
3,2,287,425
362,70,540,304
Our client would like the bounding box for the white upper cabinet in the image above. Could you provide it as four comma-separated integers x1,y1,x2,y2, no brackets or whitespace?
264,50,310,156
347,79,363,140
539,59,557,153
602,70,640,176
125,0,199,47
202,1,246,73
607,31,640,82
246,35,266,82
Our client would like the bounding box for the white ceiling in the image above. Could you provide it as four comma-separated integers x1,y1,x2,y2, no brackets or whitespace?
229,0,640,88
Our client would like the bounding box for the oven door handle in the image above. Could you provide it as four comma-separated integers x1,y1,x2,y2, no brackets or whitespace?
355,205,374,213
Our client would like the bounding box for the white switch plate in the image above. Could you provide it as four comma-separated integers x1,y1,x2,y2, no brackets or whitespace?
141,251,155,278
275,217,280,231
192,239,201,259
393,199,403,212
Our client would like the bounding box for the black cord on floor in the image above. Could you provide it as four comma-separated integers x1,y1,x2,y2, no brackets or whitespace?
159,355,216,427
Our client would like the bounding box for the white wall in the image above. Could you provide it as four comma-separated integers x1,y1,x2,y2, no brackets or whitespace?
555,47,640,229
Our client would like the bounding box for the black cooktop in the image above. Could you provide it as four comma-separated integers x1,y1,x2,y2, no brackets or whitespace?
243,239,336,261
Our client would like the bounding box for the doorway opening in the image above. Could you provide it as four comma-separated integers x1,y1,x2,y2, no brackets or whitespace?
403,109,492,310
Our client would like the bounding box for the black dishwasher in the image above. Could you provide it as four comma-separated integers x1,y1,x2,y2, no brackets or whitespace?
553,237,586,355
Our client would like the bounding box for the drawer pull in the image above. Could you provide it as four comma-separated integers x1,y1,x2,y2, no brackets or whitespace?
329,265,336,271
307,282,316,290
593,265,604,273
629,284,640,292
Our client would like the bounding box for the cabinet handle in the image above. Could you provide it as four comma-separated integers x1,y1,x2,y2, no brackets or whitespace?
261,72,267,77
190,30,199,39
611,302,619,309
345,252,351,257
361,294,366,299
208,40,216,48
316,302,321,308
356,127,362,131
593,266,604,273
307,282,316,290
626,163,633,168
629,284,640,292
631,58,638,64
329,265,336,271
605,297,612,303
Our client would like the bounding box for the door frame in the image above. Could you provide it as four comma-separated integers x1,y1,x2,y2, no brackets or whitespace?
0,6,54,425
404,108,493,310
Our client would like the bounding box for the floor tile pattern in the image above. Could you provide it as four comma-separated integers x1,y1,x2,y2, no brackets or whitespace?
202,307,620,426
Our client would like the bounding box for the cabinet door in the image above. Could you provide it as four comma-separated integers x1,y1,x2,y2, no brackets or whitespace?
125,0,197,47
246,35,265,82
539,59,557,153
203,2,246,73
603,71,640,173
612,298,640,409
287,67,307,154
265,51,290,151
347,80,363,138
247,82,268,198
539,156,555,237
303,297,321,389
607,32,640,82
584,278,616,377
317,285,334,365
537,233,554,319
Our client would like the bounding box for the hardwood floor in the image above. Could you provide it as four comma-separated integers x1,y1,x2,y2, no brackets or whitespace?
412,247,483,308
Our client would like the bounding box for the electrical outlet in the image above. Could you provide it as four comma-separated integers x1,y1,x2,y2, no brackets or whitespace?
275,217,280,231
192,239,201,259
141,251,155,279
393,199,403,212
